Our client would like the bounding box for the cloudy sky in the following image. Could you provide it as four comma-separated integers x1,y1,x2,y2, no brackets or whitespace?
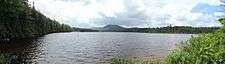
28,0,225,28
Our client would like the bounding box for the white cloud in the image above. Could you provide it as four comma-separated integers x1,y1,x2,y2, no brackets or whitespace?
28,0,224,28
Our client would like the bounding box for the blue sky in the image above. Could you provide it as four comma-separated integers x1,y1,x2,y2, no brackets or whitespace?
29,0,225,28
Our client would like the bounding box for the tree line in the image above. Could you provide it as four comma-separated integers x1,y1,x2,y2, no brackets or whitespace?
0,0,72,40
73,26,220,34
124,26,221,34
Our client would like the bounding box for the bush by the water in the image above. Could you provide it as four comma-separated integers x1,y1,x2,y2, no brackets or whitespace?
0,53,17,64
163,19,225,64
164,33,225,64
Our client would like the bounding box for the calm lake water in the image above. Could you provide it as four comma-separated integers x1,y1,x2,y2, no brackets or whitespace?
0,32,194,64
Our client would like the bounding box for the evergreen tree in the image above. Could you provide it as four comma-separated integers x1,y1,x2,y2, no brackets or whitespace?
0,0,72,40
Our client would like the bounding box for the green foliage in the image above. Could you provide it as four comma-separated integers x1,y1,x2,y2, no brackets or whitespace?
218,18,225,33
163,18,225,64
219,18,225,25
0,0,72,40
0,53,17,64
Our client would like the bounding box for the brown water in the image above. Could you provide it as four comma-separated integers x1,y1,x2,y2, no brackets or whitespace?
0,32,194,64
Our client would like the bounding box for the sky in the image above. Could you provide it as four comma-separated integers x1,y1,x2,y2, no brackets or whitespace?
28,0,225,28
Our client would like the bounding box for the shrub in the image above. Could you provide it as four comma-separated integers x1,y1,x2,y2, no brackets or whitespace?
0,53,16,64
164,18,225,64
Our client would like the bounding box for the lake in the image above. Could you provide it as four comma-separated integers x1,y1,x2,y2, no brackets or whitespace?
0,32,194,64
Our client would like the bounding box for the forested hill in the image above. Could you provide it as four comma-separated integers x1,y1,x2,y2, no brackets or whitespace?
0,0,72,40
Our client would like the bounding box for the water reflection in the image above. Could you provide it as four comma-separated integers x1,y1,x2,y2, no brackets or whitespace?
0,38,44,64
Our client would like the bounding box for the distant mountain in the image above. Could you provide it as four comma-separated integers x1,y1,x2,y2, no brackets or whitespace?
89,25,126,31
102,25,126,31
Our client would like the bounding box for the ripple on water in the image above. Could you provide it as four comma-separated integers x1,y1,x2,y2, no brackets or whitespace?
0,32,195,64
